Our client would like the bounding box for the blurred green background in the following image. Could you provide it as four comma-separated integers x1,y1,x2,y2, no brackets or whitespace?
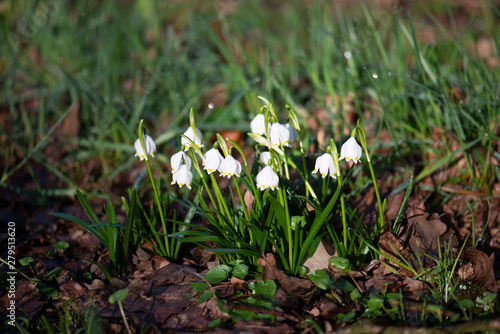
1,0,499,202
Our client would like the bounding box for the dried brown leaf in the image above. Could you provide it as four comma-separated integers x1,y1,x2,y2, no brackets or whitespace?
302,240,335,273
459,249,498,292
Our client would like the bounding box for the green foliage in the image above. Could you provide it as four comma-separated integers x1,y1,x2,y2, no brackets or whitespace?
217,280,277,322
108,289,129,304
205,265,233,284
247,280,277,302
175,104,345,276
329,257,350,271
51,190,139,277
308,270,335,291
205,260,250,284
186,282,213,303
186,278,277,323
16,301,103,334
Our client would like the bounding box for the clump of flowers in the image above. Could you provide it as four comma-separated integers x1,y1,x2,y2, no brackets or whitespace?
132,99,382,275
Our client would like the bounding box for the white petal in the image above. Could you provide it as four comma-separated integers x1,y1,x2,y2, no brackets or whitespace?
171,151,185,172
285,123,297,147
260,151,271,165
218,155,241,178
134,138,145,160
172,165,193,189
203,148,224,174
250,114,269,136
313,153,336,178
256,166,279,190
134,134,156,160
340,137,362,163
144,134,157,156
181,127,203,150
270,123,289,147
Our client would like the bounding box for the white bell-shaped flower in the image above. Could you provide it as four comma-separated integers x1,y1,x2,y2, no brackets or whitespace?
260,151,271,165
171,164,193,189
203,148,224,174
181,127,203,151
313,153,337,178
256,166,280,191
171,151,192,173
285,123,297,146
134,134,156,161
218,155,242,178
250,114,270,136
339,137,362,164
270,123,290,147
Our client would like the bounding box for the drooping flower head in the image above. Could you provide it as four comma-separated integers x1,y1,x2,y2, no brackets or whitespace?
270,123,290,147
134,134,156,161
218,155,242,178
181,127,203,151
171,151,192,173
203,148,224,174
171,164,193,189
313,153,337,178
256,166,280,191
339,137,362,164
250,114,270,136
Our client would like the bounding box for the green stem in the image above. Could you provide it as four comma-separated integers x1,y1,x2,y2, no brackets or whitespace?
338,174,348,255
299,141,310,197
357,120,384,233
286,156,318,201
233,177,249,221
118,301,133,334
210,173,232,224
137,120,169,257
145,158,170,258
367,158,384,233
0,258,32,281
227,138,262,212
277,177,293,272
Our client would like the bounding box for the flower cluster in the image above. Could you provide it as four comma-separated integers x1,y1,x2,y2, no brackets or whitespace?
134,114,363,192
171,151,193,189
250,114,297,148
312,135,362,179
250,113,300,190
175,126,243,188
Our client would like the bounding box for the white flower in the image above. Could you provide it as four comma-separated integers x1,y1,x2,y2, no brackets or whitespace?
313,153,337,178
285,123,297,146
270,123,290,147
218,155,242,178
260,151,271,165
256,166,279,191
171,164,193,189
203,148,224,174
181,127,203,150
250,114,269,136
134,134,156,161
339,137,362,164
171,151,191,173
